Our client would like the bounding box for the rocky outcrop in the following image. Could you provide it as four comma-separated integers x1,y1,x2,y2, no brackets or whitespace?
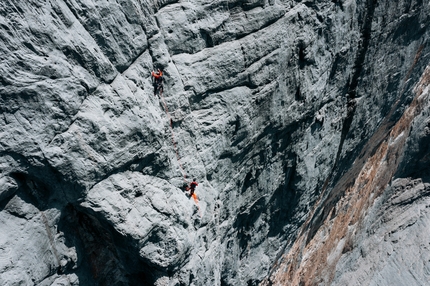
1,0,430,285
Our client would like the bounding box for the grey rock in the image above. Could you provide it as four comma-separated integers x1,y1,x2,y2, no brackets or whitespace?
0,176,18,202
1,0,430,285
332,178,430,286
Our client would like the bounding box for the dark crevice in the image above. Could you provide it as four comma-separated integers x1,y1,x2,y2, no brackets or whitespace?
391,185,430,207
241,166,262,195
305,0,378,245
295,86,303,101
200,29,214,48
79,80,92,94
267,156,298,238
240,44,248,68
303,2,317,9
297,42,309,69
61,44,116,84
189,84,255,107
225,0,244,11
8,172,51,209
0,150,82,206
234,196,266,259
147,22,165,72
87,151,166,192
332,0,344,11
391,12,427,46
225,0,265,11
23,41,46,56
328,50,349,82
232,12,286,42
0,75,12,86
153,0,180,13
232,115,241,136
59,204,160,285
116,47,148,74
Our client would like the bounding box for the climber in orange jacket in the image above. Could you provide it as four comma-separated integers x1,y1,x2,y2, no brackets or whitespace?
151,68,163,96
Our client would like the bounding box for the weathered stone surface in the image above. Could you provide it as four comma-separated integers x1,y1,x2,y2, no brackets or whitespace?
1,0,430,285
331,178,430,286
263,1,430,283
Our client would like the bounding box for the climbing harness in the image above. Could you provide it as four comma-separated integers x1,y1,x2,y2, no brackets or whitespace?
154,83,163,96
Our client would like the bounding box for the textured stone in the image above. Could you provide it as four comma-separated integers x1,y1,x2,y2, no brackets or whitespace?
1,0,430,285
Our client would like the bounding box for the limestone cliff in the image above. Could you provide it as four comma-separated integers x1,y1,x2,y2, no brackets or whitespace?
1,0,430,285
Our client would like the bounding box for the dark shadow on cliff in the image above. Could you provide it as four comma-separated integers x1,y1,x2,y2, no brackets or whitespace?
395,101,430,180
305,49,430,246
227,117,307,284
0,148,174,285
58,204,167,286
266,158,299,238
0,151,86,207
303,0,430,245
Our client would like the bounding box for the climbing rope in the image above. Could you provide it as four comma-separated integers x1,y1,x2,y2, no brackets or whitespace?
158,89,202,215
158,90,188,183
154,75,202,215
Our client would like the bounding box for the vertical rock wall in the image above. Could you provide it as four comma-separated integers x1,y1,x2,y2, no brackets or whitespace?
264,0,430,285
1,0,430,285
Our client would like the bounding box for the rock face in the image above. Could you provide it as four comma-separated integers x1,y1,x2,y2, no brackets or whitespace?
1,0,430,285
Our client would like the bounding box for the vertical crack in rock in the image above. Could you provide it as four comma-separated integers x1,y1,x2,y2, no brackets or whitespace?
305,0,378,244
303,38,427,258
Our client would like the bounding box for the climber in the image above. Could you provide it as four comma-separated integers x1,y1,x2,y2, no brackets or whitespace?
151,68,163,96
189,178,198,196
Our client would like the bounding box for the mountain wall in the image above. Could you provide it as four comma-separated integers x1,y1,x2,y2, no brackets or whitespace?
1,0,430,285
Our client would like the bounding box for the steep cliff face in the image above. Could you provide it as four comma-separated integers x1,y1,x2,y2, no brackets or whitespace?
1,0,430,285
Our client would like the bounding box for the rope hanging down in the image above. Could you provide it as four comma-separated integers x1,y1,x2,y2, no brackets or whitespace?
152,70,200,214
158,88,201,216
158,90,188,183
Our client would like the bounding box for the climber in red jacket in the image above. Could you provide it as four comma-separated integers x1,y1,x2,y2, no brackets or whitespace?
189,178,198,196
151,68,163,96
